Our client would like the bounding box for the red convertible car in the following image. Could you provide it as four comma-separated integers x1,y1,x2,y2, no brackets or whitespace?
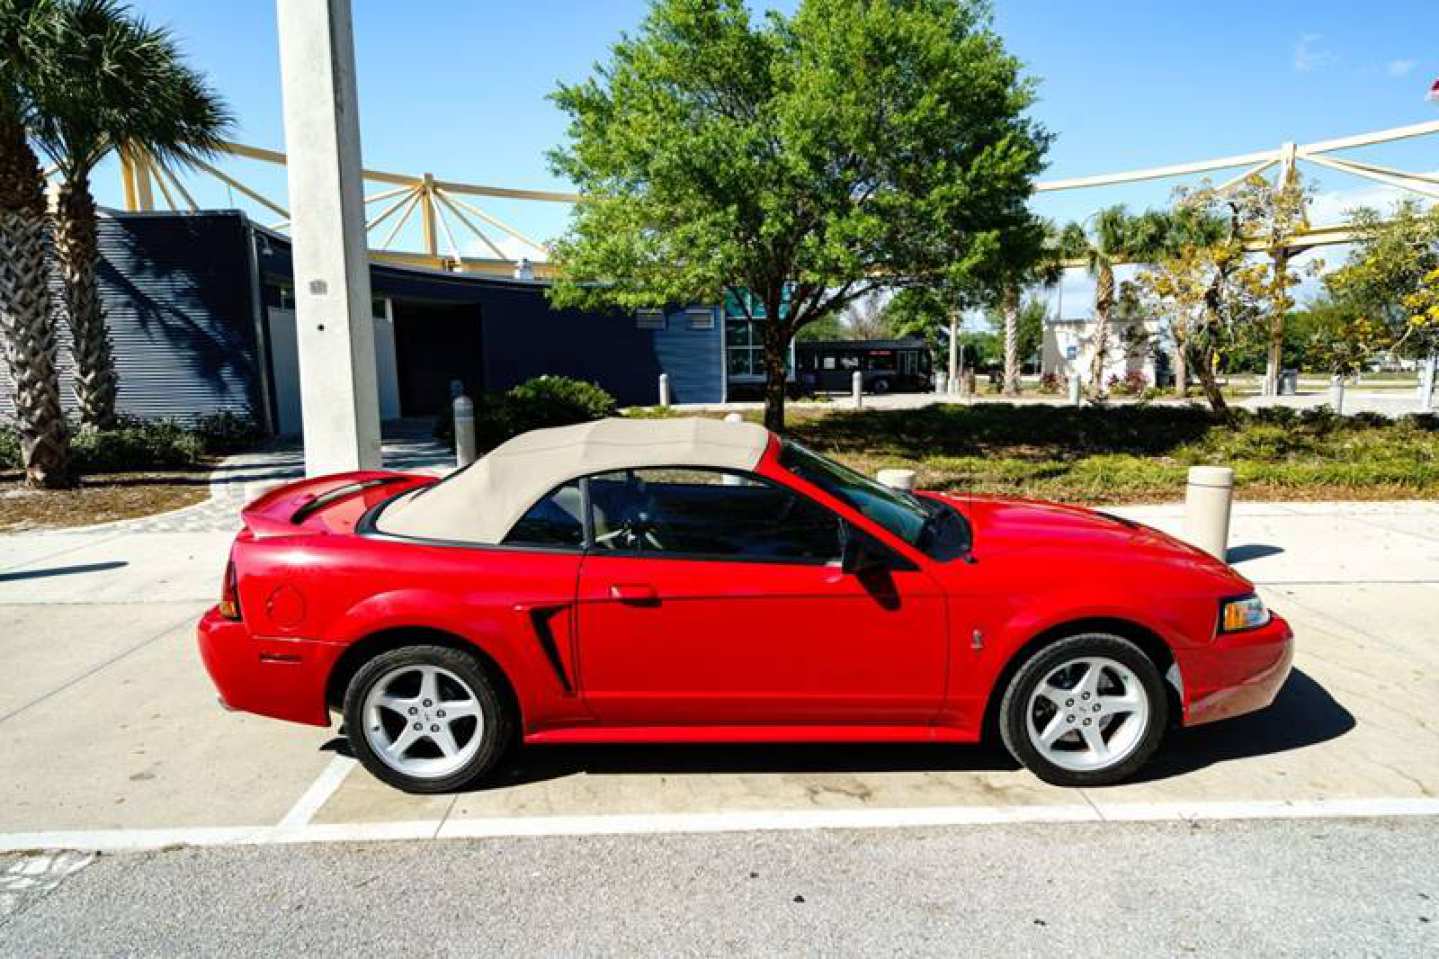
199,418,1293,792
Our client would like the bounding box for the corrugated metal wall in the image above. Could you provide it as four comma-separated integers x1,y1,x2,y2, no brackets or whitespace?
0,211,261,424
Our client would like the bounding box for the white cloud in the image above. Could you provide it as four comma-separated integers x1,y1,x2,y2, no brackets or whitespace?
1306,177,1435,226
1387,58,1417,77
1293,33,1333,73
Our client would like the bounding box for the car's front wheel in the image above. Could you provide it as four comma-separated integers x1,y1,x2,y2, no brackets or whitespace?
999,633,1167,787
343,645,511,793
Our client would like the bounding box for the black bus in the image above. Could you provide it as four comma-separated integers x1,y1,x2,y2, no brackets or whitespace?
796,338,933,394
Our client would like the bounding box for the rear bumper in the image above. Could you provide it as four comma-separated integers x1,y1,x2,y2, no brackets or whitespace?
196,605,338,727
1179,613,1295,727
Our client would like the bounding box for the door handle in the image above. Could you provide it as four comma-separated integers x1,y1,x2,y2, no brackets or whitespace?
609,583,658,604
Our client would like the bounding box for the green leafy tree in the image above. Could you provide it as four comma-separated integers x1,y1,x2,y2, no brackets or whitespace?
1226,169,1313,394
1326,200,1439,360
26,0,231,428
547,0,1048,430
1134,189,1268,415
0,0,69,487
793,312,846,341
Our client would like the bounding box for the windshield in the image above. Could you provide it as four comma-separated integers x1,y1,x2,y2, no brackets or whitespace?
775,439,931,545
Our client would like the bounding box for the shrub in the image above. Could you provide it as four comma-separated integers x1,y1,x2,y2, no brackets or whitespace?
1038,372,1063,394
1107,370,1149,396
2,412,263,475
70,417,207,472
193,411,265,454
433,376,617,453
0,421,18,470
505,375,617,429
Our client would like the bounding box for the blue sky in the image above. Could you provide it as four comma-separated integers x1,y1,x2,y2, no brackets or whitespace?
94,0,1438,305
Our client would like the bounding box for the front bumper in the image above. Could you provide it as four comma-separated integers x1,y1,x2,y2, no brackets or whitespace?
196,605,338,727
1179,612,1295,727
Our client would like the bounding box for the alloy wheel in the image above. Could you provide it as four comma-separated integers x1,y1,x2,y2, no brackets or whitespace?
1024,655,1150,773
362,663,485,779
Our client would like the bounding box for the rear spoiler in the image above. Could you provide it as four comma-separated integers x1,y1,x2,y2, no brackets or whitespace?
239,471,415,538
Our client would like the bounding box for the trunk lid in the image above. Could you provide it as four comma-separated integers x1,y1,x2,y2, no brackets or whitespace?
239,470,435,538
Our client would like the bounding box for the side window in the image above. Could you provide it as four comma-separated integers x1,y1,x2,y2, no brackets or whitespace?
587,467,840,562
502,481,585,548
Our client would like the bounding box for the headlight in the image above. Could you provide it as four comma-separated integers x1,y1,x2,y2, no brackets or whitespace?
1220,594,1270,633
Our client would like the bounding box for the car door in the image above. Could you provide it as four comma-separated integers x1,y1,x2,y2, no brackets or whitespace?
574,467,948,726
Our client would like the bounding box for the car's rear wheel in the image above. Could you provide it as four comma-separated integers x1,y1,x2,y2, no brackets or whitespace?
999,633,1167,787
343,645,511,794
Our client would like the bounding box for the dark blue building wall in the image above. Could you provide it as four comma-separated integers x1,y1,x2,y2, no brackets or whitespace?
0,210,263,423
0,213,724,428
259,232,724,408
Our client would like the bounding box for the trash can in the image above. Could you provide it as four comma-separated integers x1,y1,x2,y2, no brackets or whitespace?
1279,369,1298,395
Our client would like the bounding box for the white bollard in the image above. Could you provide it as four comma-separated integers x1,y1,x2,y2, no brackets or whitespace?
877,468,917,491
934,371,948,395
852,370,863,409
1419,355,1436,413
1328,374,1345,415
1184,466,1234,560
453,394,476,468
1068,375,1081,407
658,373,671,408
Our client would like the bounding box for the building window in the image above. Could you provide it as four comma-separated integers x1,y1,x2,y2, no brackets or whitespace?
725,318,764,377
687,309,715,330
637,309,665,330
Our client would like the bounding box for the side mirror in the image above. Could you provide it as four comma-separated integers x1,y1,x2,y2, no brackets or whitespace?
841,531,885,575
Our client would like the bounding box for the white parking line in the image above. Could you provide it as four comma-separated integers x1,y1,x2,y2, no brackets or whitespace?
2,796,1437,854
277,755,357,829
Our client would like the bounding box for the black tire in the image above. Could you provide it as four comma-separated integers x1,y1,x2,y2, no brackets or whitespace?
871,378,890,395
999,633,1167,787
343,644,513,794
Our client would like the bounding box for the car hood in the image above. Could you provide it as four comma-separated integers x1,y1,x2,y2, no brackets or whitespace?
930,492,1250,586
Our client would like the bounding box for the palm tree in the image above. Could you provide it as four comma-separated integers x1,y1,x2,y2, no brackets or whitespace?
0,0,70,487
26,0,230,429
999,222,1063,395
1060,207,1169,398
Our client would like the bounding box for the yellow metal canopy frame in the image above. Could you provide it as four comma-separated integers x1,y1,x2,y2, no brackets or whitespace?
105,119,1439,276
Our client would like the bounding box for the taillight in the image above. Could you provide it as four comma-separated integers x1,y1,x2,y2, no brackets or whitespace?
219,560,241,620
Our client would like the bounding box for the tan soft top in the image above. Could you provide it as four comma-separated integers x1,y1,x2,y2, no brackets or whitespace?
374,417,772,544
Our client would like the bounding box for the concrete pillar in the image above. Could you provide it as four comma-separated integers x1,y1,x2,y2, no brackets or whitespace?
658,373,671,408
933,371,947,395
1184,466,1234,560
1067,374,1081,407
277,0,382,476
852,370,863,409
1329,375,1345,415
453,395,476,468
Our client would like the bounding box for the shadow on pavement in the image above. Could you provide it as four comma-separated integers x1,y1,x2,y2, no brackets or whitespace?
1126,668,1355,784
486,739,1022,790
0,560,128,582
1226,543,1285,564
323,668,1352,793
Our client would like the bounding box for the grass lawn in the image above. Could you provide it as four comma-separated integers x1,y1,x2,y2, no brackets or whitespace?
636,403,1439,505
0,467,212,531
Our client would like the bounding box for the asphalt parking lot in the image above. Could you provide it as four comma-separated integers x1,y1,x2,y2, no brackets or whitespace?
2,498,1437,849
